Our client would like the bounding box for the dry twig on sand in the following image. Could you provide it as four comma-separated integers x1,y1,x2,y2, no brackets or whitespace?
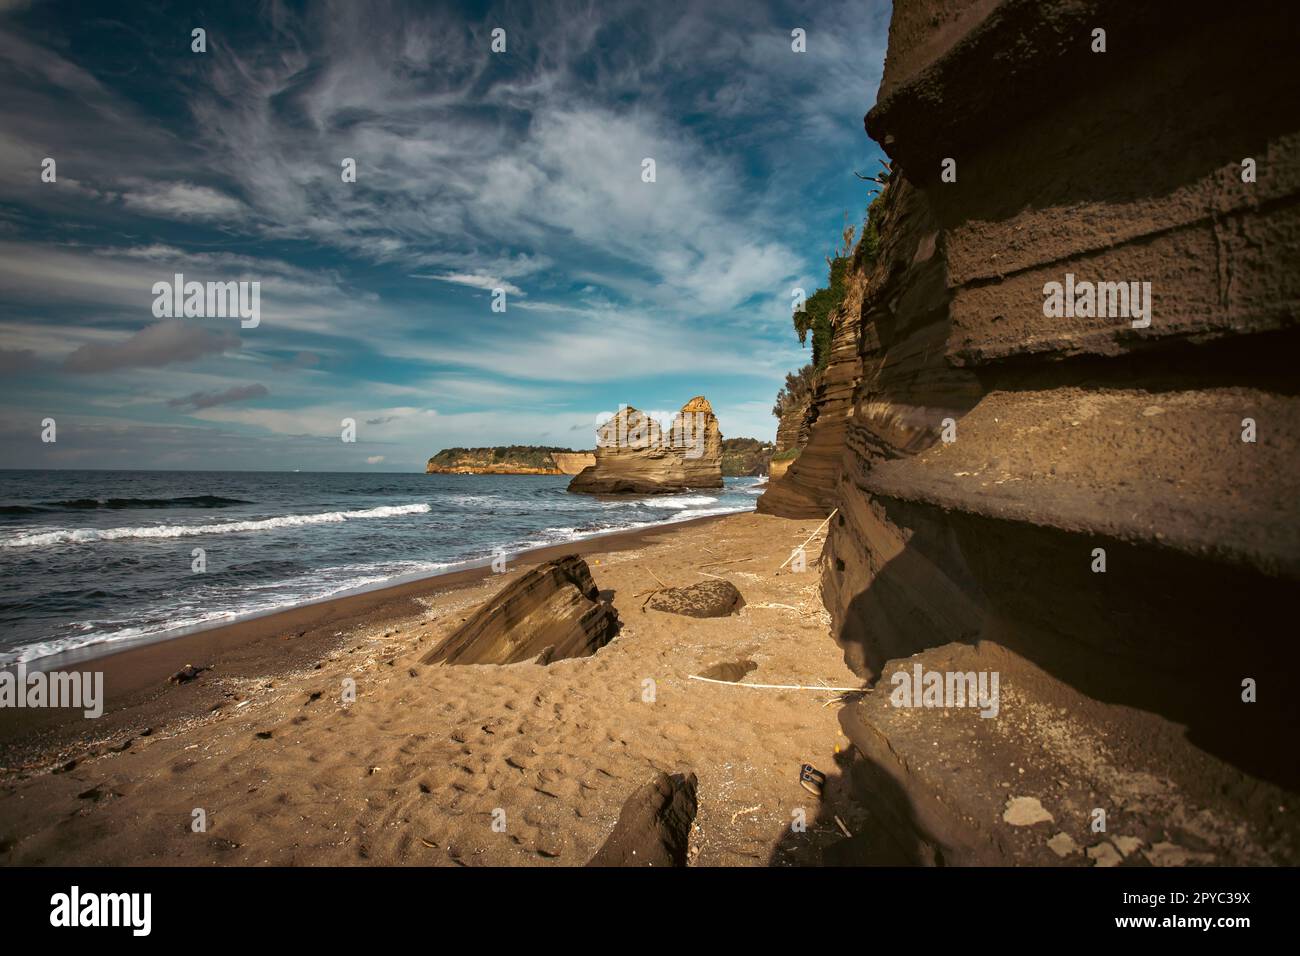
687,674,865,693
639,588,665,612
698,555,754,570
645,568,671,590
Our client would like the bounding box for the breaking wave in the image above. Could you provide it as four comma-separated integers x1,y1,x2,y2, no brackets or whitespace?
0,494,253,515
1,503,431,549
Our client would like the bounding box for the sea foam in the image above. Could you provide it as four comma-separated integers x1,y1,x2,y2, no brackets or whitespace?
1,502,431,549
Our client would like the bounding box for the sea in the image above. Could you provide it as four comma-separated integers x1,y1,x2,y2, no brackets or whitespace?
0,470,764,667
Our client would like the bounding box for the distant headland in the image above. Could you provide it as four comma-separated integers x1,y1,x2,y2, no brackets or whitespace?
425,438,773,477
425,446,594,475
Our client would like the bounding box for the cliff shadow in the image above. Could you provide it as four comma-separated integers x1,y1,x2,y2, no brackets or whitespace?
830,498,1300,794
766,745,942,867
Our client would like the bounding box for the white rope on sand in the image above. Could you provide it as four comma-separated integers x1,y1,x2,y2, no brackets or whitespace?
776,508,838,572
687,674,866,693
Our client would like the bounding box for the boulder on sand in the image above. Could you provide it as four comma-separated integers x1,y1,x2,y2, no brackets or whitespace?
586,771,699,867
421,555,619,666
569,396,723,495
646,579,746,618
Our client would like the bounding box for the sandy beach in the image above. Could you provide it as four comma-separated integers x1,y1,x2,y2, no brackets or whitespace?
0,511,870,866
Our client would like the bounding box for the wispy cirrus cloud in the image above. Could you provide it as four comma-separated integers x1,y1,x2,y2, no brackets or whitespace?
121,181,249,220
0,0,890,469
411,273,525,296
167,383,269,410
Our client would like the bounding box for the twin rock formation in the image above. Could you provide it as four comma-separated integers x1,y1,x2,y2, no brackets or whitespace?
568,396,723,495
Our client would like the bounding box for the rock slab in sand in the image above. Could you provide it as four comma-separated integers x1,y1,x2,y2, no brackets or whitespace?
421,555,619,666
646,580,746,618
586,771,698,867
569,396,722,495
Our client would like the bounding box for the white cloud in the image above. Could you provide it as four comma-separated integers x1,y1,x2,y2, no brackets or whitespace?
0,0,886,468
412,273,525,297
120,181,247,220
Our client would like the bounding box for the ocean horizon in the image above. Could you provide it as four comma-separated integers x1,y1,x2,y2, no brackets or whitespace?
0,469,763,667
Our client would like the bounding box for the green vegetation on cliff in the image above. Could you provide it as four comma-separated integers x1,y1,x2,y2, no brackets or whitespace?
426,446,585,473
429,445,579,467
792,219,852,372
791,191,887,374
772,363,816,419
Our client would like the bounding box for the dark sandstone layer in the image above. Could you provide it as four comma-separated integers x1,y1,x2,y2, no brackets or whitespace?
586,772,699,867
421,556,619,666
774,0,1300,864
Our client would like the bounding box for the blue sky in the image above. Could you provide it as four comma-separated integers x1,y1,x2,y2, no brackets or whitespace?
0,0,889,471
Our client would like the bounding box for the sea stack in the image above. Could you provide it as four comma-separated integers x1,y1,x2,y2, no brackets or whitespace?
568,396,723,495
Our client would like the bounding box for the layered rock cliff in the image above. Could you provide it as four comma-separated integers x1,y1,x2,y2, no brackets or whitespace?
779,0,1300,864
773,400,811,454
756,272,866,518
569,396,723,494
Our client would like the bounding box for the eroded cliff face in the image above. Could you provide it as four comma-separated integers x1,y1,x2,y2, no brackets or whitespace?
774,397,812,453
804,0,1300,864
550,452,596,475
756,274,867,518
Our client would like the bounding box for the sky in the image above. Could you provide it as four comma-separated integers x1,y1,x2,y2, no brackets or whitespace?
0,0,890,472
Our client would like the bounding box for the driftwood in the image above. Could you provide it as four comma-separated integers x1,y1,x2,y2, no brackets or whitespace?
697,555,754,570
776,509,838,573
645,568,671,590
687,674,865,693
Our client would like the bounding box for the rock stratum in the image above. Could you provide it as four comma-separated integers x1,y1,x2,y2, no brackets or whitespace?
767,0,1300,864
756,274,866,517
568,396,724,494
586,772,699,867
420,555,620,666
